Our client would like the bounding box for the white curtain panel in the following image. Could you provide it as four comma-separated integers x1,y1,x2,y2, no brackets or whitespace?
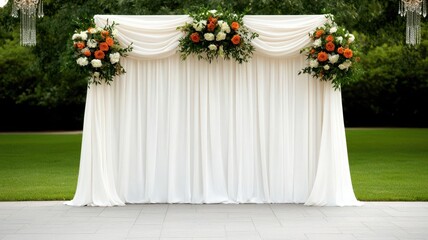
66,15,361,207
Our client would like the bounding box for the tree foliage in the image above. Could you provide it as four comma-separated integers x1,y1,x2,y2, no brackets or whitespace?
0,0,427,130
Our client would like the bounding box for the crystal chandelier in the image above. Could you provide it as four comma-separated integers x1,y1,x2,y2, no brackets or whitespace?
399,0,427,45
11,0,44,46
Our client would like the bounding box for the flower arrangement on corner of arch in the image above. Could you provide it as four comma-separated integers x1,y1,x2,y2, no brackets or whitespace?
72,19,133,85
299,14,361,90
177,9,259,64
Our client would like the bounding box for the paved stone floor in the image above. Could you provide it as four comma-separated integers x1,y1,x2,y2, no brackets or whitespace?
0,201,427,240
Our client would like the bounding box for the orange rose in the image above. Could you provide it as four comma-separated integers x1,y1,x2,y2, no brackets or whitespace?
231,34,241,45
231,22,240,31
94,50,105,59
344,48,353,58
99,42,109,52
87,27,95,33
76,42,85,49
208,16,218,24
84,49,91,57
337,47,344,54
310,48,316,54
325,42,335,52
105,37,114,47
326,35,334,42
317,51,328,62
101,30,109,38
207,22,216,32
315,29,324,38
190,32,200,43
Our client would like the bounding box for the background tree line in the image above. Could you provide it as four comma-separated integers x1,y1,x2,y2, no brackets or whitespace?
0,0,427,131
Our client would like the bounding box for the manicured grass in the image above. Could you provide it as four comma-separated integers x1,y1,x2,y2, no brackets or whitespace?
347,128,428,201
0,134,81,201
0,129,427,201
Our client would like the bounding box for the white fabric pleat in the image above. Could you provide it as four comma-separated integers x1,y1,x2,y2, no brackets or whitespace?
93,15,326,59
66,15,361,207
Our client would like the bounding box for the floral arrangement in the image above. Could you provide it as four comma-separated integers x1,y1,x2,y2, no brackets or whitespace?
72,20,133,85
299,14,360,89
177,9,258,63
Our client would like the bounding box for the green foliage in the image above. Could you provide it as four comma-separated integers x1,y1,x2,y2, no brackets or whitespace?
343,24,428,126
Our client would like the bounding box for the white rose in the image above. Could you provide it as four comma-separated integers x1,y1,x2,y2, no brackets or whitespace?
343,60,352,68
87,39,98,48
313,39,322,47
348,34,355,43
336,36,343,44
93,72,100,78
76,57,88,66
217,20,224,26
219,45,224,57
221,22,231,33
324,65,330,70
208,10,217,15
112,29,119,37
109,52,121,64
193,21,206,32
328,54,339,64
329,27,337,33
216,32,226,41
208,44,217,51
89,28,97,34
91,59,102,68
79,31,88,41
204,33,215,41
338,64,346,70
309,59,319,68
81,47,90,54
72,33,80,40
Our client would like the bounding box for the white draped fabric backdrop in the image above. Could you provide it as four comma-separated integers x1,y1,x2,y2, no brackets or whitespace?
66,15,362,207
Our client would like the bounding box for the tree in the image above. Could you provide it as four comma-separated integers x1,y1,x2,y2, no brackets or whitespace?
0,0,427,130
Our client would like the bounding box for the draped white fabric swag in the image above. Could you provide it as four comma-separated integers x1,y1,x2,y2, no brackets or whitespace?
66,15,362,207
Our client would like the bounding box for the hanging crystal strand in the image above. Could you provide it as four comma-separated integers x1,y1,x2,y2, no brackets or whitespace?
402,0,406,16
423,0,427,17
31,4,36,46
415,12,421,45
406,12,412,44
37,0,43,18
11,1,18,18
399,0,402,15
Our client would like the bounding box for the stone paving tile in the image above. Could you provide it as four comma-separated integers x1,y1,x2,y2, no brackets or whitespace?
0,201,427,239
306,233,357,240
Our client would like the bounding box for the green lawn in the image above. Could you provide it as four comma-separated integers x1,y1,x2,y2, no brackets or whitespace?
0,134,81,201
347,129,428,201
0,129,427,201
